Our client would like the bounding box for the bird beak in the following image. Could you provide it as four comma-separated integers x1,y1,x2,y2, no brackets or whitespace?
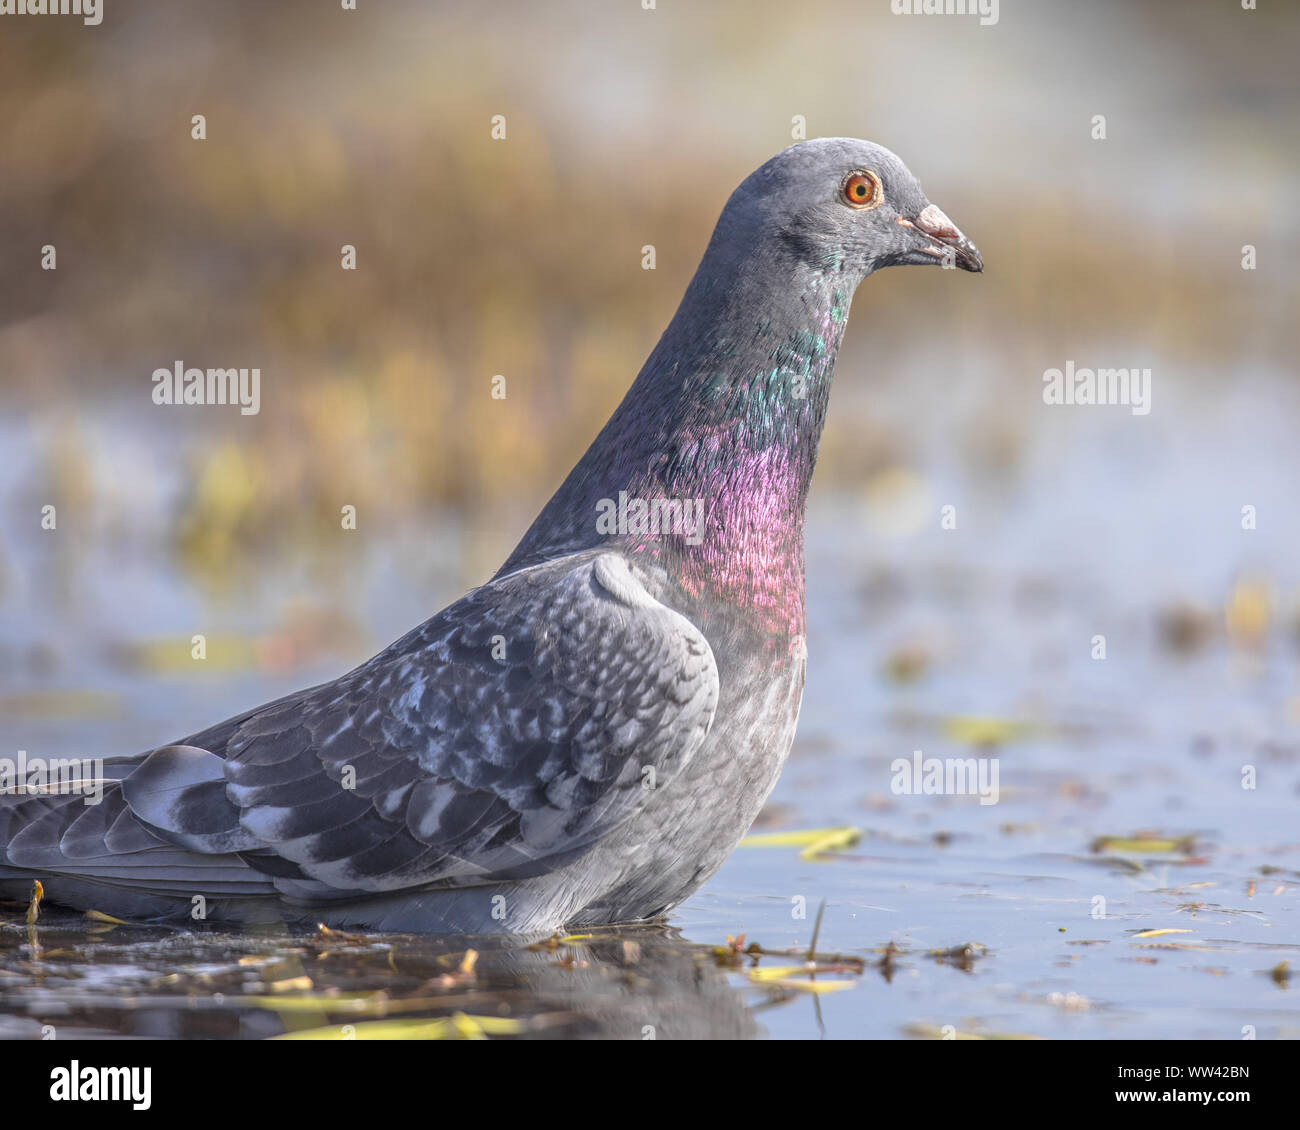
898,204,983,272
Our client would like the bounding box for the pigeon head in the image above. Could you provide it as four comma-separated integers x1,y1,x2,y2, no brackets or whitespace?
718,136,983,277
505,139,982,614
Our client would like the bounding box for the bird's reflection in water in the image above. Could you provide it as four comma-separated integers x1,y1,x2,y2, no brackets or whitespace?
465,927,761,1040
0,907,759,1040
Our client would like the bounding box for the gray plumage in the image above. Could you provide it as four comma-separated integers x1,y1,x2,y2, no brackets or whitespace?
1,138,981,933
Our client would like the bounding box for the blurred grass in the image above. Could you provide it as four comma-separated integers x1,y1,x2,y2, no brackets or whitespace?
1,0,1297,586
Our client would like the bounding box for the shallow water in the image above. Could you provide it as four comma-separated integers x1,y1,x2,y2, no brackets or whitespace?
2,377,1300,1040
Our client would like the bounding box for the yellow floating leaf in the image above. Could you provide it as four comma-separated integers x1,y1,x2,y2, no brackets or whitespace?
267,976,314,992
26,880,43,925
84,909,130,924
755,978,855,995
747,965,809,982
778,979,855,994
741,827,849,847
272,1012,525,1041
315,923,370,943
746,966,856,993
1132,928,1195,939
799,827,861,860
1225,577,1271,646
942,716,1031,747
242,993,383,1016
1092,835,1195,855
740,826,861,860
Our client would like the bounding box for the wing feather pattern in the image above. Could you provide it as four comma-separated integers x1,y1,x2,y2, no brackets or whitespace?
9,551,720,910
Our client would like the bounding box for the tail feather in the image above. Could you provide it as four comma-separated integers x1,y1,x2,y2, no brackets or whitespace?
1,758,278,919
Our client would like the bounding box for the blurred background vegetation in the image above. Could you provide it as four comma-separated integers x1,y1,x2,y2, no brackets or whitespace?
1,0,1298,716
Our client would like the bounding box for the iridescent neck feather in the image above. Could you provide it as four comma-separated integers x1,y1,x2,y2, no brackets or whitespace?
503,237,857,638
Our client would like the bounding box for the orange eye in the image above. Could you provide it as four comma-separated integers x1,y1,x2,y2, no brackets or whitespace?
842,171,881,209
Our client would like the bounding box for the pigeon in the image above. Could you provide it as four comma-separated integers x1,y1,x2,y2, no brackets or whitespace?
1,138,981,934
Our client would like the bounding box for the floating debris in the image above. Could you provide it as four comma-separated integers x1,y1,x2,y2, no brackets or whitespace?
746,966,855,994
942,715,1031,749
710,934,759,967
264,973,312,993
1086,855,1147,875
903,1024,1043,1041
423,949,479,988
882,643,930,685
739,826,861,860
877,941,902,982
929,942,987,971
1046,991,1091,1011
1156,601,1215,655
1225,575,1271,649
272,1012,526,1040
1091,833,1197,856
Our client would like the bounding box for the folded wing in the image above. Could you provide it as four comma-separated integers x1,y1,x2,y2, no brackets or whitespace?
114,551,719,900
